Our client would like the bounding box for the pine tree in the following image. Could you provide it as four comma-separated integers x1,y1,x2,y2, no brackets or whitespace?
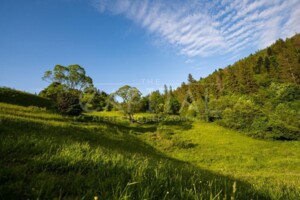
267,47,273,56
264,57,271,73
239,65,257,94
164,84,168,96
224,67,239,93
254,56,263,74
188,73,196,84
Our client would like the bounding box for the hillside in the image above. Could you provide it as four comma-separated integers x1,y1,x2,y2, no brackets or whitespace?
0,103,265,199
174,34,300,140
2,1,300,199
0,87,52,109
1,103,299,199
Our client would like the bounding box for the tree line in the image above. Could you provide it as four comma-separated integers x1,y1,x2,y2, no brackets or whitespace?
39,64,181,120
172,34,300,140
39,34,300,140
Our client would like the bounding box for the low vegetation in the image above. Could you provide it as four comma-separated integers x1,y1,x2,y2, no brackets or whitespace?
0,103,269,199
1,35,300,199
0,87,52,109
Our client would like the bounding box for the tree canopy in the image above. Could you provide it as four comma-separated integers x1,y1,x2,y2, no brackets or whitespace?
42,64,93,91
41,64,95,115
114,85,142,121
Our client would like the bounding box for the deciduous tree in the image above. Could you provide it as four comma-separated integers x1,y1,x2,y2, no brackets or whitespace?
114,85,142,122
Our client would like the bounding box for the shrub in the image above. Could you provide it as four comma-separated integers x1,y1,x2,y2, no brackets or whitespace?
221,97,263,130
272,101,300,128
268,83,300,106
56,92,82,116
266,120,299,140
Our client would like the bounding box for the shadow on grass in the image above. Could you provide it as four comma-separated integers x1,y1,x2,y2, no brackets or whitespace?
78,114,194,133
0,118,272,200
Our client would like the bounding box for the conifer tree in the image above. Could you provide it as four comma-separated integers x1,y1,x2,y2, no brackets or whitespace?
254,56,263,74
264,57,271,73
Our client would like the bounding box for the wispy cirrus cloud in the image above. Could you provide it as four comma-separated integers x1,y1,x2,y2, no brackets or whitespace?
92,0,300,58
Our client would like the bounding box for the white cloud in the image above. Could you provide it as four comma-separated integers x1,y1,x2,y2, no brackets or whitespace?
185,59,194,64
92,0,300,58
282,1,300,38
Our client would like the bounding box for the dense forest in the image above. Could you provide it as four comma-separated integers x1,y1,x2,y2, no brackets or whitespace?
172,34,300,140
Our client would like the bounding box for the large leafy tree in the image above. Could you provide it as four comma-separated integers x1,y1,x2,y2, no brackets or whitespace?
41,64,94,115
42,64,93,90
149,90,164,115
80,88,108,112
164,89,180,115
39,82,65,102
114,85,142,122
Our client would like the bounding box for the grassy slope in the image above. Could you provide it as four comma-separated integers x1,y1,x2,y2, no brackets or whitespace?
0,103,266,200
141,121,300,199
89,111,300,199
0,87,52,109
0,105,299,199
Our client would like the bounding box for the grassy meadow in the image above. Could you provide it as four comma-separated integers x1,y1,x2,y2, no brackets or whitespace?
0,103,299,199
1,1,300,199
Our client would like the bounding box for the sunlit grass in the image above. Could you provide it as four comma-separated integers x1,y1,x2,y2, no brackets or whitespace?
141,121,300,199
1,103,299,199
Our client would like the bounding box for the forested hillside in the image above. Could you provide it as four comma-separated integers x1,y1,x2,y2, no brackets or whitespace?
173,34,300,140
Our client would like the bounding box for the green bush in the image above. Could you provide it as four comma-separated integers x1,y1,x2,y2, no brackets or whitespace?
268,83,300,105
221,97,263,130
272,101,300,127
208,95,239,121
266,120,299,140
56,92,82,116
39,83,84,116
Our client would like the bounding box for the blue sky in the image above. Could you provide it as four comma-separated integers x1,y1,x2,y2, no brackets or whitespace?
1,0,300,95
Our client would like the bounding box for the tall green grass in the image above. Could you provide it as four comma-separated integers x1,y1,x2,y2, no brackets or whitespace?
0,104,268,199
0,87,52,109
141,121,300,200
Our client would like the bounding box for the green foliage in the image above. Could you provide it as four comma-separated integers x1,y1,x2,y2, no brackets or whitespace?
221,96,263,130
264,57,271,73
267,47,273,56
80,88,108,112
254,56,263,74
56,91,82,116
39,82,65,102
41,65,96,115
208,96,235,120
173,34,300,140
268,83,300,104
213,89,300,140
0,87,52,109
187,73,196,83
273,101,300,128
40,83,83,116
164,96,180,115
149,90,164,114
42,64,93,90
138,96,150,112
114,85,142,121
